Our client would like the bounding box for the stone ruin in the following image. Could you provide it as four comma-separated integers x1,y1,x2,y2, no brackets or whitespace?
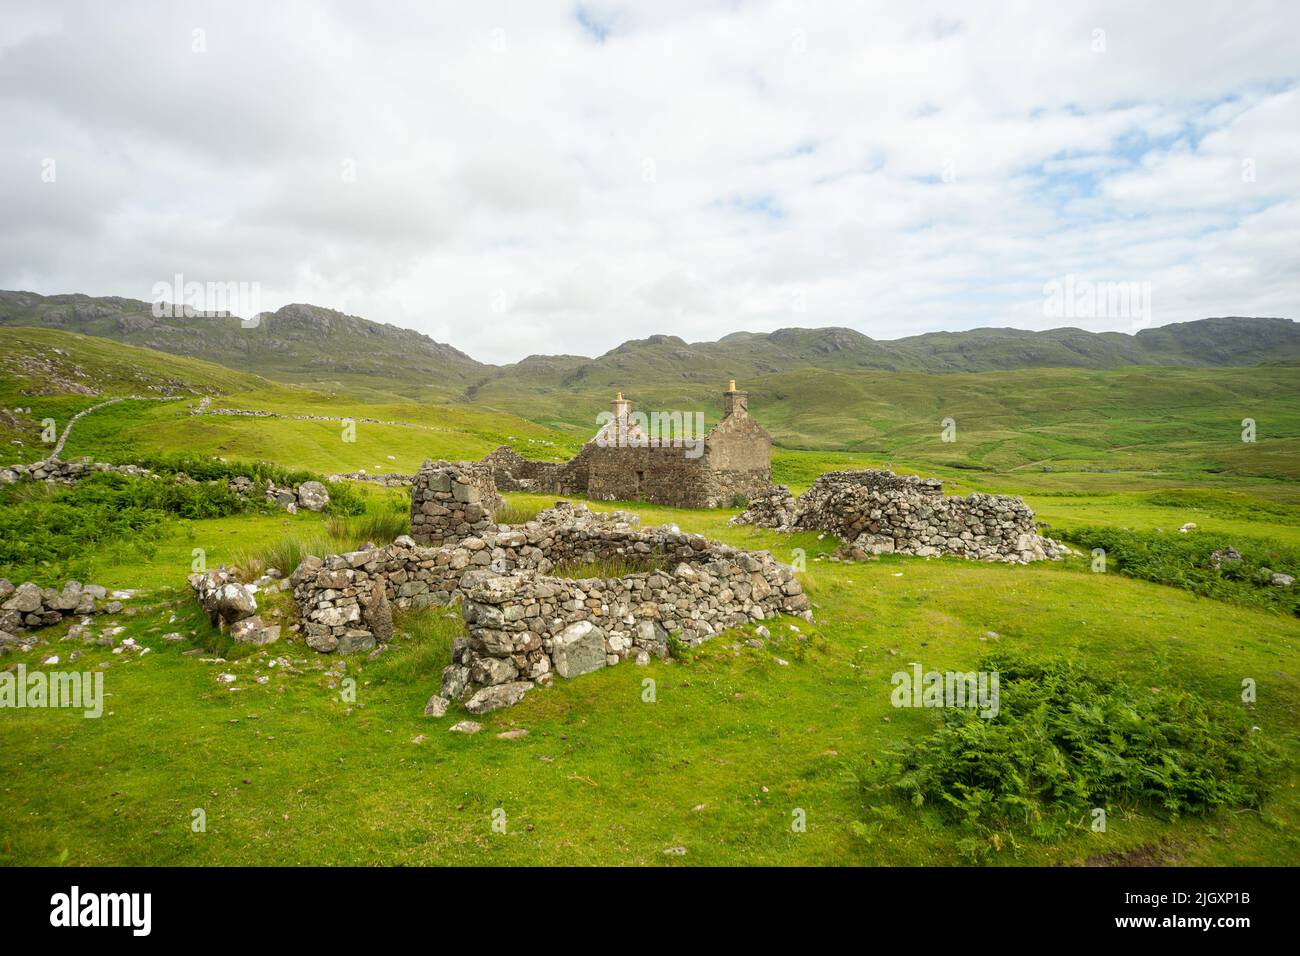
1,579,128,653
409,459,502,546
290,461,810,713
484,381,772,508
732,469,1069,563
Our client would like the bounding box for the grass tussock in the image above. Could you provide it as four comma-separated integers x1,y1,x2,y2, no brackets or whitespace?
238,507,410,576
549,554,663,579
495,499,545,526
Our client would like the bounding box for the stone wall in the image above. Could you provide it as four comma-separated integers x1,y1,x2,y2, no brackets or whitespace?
409,459,503,546
1,579,122,650
578,441,715,507
291,469,810,712
478,384,772,509
483,445,572,494
1,456,161,485
2,457,330,513
732,469,1068,563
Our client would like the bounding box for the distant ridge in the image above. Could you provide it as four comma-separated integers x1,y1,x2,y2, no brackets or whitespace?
1,291,1296,396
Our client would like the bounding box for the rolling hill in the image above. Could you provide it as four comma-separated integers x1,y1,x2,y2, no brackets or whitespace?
3,291,1298,483
0,292,486,401
2,291,1297,401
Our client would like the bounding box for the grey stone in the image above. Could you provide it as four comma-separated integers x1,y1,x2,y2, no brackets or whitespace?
296,480,330,512
465,681,534,714
552,620,607,679
3,582,42,613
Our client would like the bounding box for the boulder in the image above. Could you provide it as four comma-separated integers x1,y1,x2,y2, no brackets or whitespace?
290,555,323,587
296,481,330,512
423,694,450,717
336,629,377,655
3,582,43,614
440,664,470,700
464,680,534,714
205,582,257,627
470,656,519,686
230,615,280,645
551,620,607,678
363,578,394,643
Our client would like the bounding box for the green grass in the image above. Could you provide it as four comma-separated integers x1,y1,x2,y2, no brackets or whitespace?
1,489,1298,866
2,333,1299,866
235,497,411,577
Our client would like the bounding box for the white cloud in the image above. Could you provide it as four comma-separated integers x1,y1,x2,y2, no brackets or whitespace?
0,0,1295,362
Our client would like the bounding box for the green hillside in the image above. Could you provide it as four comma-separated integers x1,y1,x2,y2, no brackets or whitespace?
0,292,485,401
4,292,1298,404
0,327,579,470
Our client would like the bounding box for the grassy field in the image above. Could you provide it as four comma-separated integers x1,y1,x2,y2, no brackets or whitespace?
1,489,1297,866
2,330,1298,866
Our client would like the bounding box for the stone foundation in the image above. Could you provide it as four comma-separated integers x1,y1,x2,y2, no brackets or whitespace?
292,462,810,712
732,469,1068,563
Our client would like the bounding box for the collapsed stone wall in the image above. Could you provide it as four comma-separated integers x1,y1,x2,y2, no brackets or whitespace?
2,456,331,513
483,445,573,494
409,458,503,546
443,530,806,713
1,578,127,650
480,385,772,509
1,456,160,485
292,462,810,712
732,469,1068,563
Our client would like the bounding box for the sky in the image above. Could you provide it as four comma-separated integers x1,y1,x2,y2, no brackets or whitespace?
1,0,1297,364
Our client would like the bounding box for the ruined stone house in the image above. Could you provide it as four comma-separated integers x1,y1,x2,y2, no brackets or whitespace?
485,381,772,508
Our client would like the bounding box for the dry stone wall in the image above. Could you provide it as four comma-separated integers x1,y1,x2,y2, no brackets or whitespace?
1,578,124,650
733,469,1068,563
409,459,503,545
293,463,810,712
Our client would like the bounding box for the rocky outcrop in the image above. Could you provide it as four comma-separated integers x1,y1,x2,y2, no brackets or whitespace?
732,469,1068,563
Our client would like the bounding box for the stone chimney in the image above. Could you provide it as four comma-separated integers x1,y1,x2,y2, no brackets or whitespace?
611,391,631,423
722,380,748,418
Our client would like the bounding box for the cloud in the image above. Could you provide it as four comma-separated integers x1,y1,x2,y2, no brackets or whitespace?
0,0,1295,362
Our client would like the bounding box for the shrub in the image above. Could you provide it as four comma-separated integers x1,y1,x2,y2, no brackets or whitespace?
0,473,194,583
859,654,1277,849
1062,525,1299,616
109,452,366,516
